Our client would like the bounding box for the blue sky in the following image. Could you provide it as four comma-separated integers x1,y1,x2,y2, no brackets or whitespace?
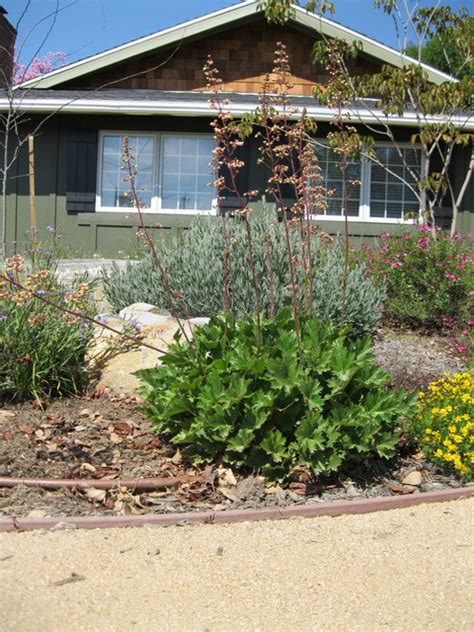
6,0,470,69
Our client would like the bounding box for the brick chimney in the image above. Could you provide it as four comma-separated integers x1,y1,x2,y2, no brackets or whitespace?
0,6,17,86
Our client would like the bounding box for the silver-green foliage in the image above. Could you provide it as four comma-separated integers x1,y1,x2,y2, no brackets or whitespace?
102,208,385,336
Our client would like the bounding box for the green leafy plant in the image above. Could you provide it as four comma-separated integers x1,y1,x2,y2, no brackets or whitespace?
0,255,95,402
103,209,385,338
138,309,414,483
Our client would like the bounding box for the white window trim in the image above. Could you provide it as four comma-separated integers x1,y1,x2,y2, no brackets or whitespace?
96,130,217,214
310,141,423,225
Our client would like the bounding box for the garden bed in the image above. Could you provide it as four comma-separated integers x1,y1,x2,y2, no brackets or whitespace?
0,356,469,520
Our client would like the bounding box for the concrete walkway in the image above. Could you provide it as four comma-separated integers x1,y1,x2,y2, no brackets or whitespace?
1,499,473,632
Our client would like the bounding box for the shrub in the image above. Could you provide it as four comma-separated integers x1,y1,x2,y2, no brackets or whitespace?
0,255,96,402
137,309,414,483
353,225,473,330
410,371,474,480
103,208,385,337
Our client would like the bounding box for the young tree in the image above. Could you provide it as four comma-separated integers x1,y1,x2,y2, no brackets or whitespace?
259,0,474,237
405,6,473,80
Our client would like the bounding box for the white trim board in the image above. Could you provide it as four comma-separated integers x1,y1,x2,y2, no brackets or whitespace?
17,0,454,90
2,96,472,130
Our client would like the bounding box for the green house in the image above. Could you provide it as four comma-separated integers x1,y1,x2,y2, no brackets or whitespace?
1,0,472,257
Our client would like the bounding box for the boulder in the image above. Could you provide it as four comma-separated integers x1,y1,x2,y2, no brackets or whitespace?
93,316,208,395
119,303,173,327
190,317,211,326
119,302,158,316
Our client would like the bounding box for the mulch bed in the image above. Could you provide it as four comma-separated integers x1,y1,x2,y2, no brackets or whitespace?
0,329,469,519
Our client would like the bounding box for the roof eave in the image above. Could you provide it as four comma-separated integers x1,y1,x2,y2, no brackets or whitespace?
1,97,472,130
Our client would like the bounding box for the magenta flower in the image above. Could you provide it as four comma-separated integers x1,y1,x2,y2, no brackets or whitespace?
416,236,430,250
446,273,460,283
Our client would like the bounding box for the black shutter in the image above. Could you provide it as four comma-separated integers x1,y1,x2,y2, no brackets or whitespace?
219,140,250,214
66,130,98,213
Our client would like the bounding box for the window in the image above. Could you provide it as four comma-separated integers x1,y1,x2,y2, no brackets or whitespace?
314,145,362,217
370,147,420,220
161,136,215,211
311,143,422,223
97,132,215,213
100,134,155,210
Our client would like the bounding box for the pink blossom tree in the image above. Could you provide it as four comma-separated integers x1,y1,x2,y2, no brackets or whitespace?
13,51,65,85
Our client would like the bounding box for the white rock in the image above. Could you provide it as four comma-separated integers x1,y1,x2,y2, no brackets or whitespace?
119,303,158,317
190,317,210,326
123,312,171,327
94,314,126,328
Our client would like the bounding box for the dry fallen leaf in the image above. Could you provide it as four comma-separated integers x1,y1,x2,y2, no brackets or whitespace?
218,467,237,487
113,422,133,436
84,488,107,503
171,449,182,465
80,463,97,474
78,408,93,418
0,410,16,421
109,432,123,445
388,482,415,495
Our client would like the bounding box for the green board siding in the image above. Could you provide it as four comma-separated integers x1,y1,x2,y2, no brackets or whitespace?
4,114,473,257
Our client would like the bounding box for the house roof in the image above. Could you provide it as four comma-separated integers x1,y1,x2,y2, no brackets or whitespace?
3,89,472,130
18,0,454,89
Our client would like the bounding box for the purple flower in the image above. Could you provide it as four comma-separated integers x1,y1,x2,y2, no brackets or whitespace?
129,318,142,333
46,225,56,234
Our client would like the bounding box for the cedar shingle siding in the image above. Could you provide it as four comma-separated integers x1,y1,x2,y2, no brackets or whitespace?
64,20,380,95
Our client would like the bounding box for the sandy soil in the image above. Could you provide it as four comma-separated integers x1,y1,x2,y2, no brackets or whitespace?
1,498,472,632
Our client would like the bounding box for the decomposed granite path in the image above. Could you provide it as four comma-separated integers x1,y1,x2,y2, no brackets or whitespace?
1,498,473,632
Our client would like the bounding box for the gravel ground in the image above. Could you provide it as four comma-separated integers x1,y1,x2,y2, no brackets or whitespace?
1,498,472,632
372,328,464,391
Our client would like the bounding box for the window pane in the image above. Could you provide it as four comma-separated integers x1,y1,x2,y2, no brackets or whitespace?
162,135,214,211
100,134,155,210
370,147,421,219
312,144,361,217
370,201,385,218
387,202,403,219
